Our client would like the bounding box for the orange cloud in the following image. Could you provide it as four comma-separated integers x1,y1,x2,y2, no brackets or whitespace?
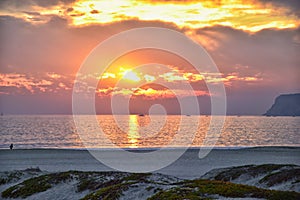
183,72,204,82
0,69,262,96
47,72,62,79
0,73,53,93
101,72,116,79
159,71,187,82
203,72,262,86
1,0,299,32
96,87,115,96
132,87,208,99
144,74,156,82
134,88,171,98
68,0,299,32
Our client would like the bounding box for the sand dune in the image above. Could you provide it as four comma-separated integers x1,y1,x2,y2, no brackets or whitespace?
1,165,299,199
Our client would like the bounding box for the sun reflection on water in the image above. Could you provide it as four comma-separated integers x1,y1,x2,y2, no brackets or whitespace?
128,115,140,148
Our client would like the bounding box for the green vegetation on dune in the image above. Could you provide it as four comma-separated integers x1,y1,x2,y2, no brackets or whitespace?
80,182,133,200
1,171,128,198
123,173,151,182
1,171,72,198
2,175,52,198
1,169,300,199
0,167,42,186
76,171,127,192
259,168,300,186
0,171,23,185
214,164,292,181
149,179,300,200
148,187,212,200
1,171,151,199
80,173,152,200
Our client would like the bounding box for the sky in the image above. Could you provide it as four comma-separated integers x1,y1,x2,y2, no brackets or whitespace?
0,0,299,115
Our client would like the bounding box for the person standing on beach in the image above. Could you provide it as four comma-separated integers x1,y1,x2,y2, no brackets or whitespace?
10,143,13,150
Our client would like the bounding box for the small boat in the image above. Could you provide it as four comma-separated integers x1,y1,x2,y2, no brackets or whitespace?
138,114,145,117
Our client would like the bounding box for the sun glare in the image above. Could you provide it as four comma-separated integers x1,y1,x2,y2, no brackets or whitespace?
121,69,141,82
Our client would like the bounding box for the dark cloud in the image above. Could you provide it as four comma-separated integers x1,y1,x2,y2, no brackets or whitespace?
193,25,300,114
70,12,85,17
66,7,74,12
0,0,76,10
195,25,300,88
259,0,300,17
22,11,41,16
90,10,100,14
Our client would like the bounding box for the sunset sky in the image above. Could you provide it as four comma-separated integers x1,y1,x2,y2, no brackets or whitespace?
0,0,299,115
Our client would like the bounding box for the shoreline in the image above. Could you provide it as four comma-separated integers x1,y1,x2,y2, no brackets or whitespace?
1,146,299,179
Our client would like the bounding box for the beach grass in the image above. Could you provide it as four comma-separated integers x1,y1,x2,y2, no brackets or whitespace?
149,179,300,200
2,170,300,199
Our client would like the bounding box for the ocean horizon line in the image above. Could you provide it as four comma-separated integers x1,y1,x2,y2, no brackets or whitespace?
1,145,299,151
1,113,249,116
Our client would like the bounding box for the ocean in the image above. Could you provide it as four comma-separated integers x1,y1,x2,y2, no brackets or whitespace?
0,115,299,149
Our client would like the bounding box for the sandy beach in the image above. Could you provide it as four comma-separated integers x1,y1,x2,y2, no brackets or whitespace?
1,147,299,179
1,147,300,199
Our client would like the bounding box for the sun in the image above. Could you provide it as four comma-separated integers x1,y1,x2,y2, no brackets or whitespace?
121,68,141,82
123,70,140,82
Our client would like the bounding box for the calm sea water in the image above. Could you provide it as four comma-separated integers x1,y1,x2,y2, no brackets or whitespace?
0,115,299,149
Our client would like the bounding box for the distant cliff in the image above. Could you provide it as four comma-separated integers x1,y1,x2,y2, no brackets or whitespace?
264,93,300,116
